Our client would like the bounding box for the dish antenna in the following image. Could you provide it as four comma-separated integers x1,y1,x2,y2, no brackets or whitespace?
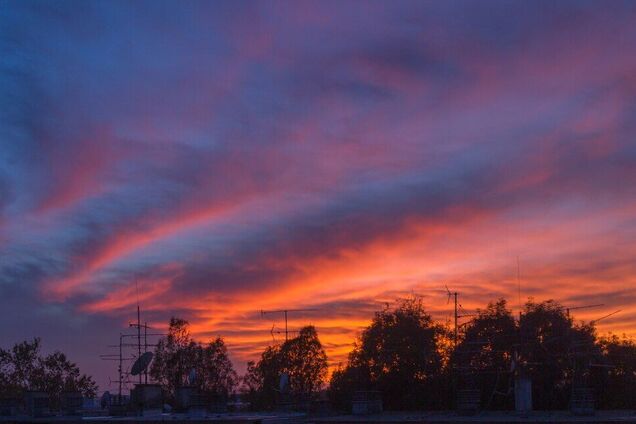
131,351,153,376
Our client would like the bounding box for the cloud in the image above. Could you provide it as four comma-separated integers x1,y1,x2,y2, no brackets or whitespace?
1,0,636,391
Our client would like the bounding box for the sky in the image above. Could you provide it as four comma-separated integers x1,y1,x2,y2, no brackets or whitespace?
1,0,636,394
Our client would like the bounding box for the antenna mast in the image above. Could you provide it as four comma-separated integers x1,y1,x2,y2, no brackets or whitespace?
137,304,141,384
261,308,318,341
564,303,605,318
129,296,157,385
119,334,123,402
446,286,459,347
517,255,521,317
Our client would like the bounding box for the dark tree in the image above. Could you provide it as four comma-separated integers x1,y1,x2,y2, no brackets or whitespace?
328,359,370,412
0,338,97,408
452,299,608,411
330,297,628,412
150,317,196,395
329,297,449,410
594,334,636,409
518,299,598,410
242,346,284,410
242,325,328,410
453,299,516,409
280,326,328,397
191,338,238,398
151,317,237,400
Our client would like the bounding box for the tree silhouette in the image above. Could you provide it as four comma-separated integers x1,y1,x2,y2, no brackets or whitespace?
453,299,516,409
242,345,283,410
150,317,237,401
0,338,97,408
328,296,636,412
280,326,328,397
242,325,327,410
519,299,598,409
594,334,636,409
330,297,450,410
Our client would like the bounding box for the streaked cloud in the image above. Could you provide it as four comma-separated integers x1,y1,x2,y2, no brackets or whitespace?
1,0,636,391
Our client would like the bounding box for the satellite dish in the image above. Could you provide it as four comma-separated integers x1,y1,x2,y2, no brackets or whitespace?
131,352,153,376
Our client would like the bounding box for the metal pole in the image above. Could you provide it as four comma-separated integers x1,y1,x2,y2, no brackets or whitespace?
118,334,123,405
137,305,142,385
284,310,288,341
454,292,458,347
144,322,148,384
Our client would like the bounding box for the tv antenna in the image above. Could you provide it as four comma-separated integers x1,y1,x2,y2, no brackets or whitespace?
446,286,459,347
445,286,474,347
100,333,138,404
129,306,156,384
269,324,294,343
563,303,605,318
128,286,163,384
591,309,621,325
517,255,522,317
101,300,165,402
260,308,317,341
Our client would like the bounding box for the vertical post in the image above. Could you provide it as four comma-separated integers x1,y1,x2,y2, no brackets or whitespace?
454,292,458,347
137,305,142,385
118,334,123,405
144,322,148,384
284,310,288,341
517,256,521,314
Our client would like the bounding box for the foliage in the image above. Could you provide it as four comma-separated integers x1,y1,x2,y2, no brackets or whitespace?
452,299,601,410
242,325,328,410
328,360,368,412
242,345,284,410
150,318,195,394
519,299,599,409
0,338,97,407
192,338,238,396
593,334,636,409
329,297,450,411
4,298,636,413
328,296,636,412
150,317,238,401
453,299,516,409
280,326,328,396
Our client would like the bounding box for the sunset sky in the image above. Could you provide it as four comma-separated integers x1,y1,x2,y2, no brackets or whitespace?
1,0,636,393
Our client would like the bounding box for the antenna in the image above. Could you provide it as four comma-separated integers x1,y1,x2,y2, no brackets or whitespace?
131,352,154,376
270,324,277,343
563,303,605,318
101,300,166,402
591,309,621,325
136,279,141,384
118,333,124,402
128,284,157,385
445,285,458,348
517,255,521,316
444,286,475,350
260,308,318,341
99,345,135,404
